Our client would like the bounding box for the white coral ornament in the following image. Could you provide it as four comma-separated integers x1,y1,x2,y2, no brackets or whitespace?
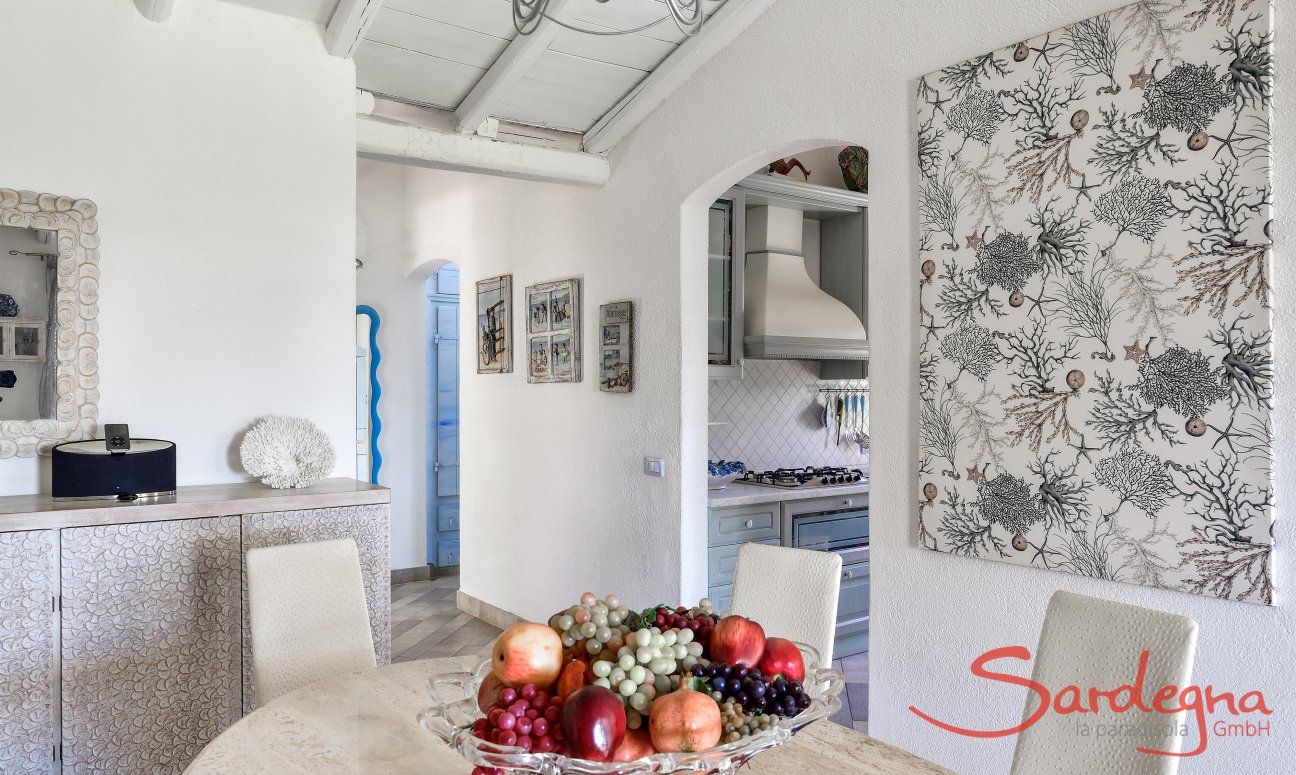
239,416,336,489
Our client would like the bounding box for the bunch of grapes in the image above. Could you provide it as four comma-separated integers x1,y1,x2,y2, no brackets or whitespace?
548,593,634,658
691,663,811,718
471,683,565,759
590,626,705,721
648,601,721,649
718,699,778,744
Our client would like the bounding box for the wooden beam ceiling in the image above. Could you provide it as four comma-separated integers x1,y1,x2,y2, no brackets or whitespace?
325,0,386,58
453,0,577,134
582,0,775,154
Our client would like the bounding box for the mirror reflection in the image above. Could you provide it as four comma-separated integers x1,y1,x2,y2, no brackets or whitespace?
0,224,58,421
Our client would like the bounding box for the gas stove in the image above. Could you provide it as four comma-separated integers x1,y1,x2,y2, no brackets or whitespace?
739,466,867,489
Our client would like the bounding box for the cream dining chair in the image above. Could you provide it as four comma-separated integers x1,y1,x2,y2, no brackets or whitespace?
246,538,376,706
1011,590,1198,775
729,542,842,668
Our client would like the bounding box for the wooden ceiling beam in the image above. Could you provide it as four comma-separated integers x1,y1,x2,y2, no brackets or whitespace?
358,114,610,186
325,0,386,58
582,0,777,154
453,0,577,134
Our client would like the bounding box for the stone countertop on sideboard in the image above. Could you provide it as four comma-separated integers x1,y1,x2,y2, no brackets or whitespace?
0,477,389,532
708,480,869,508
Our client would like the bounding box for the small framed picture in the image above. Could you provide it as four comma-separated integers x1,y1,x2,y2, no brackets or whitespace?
599,301,633,393
525,279,581,383
476,275,513,374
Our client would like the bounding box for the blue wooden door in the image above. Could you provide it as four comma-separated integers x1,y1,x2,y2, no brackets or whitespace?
428,266,460,568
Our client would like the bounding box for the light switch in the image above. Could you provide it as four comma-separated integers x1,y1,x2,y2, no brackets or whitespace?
644,457,666,478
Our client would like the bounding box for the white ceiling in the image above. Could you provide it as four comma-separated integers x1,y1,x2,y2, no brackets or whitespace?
223,0,727,135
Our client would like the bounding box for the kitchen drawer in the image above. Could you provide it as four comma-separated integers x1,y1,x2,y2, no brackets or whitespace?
837,561,870,622
708,503,781,547
782,492,868,519
708,538,779,588
792,509,869,552
708,583,733,615
835,615,869,658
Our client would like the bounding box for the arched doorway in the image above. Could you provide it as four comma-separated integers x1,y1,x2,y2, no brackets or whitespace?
684,140,873,734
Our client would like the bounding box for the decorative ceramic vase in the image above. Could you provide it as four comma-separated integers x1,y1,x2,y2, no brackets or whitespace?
0,293,18,317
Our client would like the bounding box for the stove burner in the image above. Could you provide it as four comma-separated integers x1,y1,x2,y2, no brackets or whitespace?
740,466,866,489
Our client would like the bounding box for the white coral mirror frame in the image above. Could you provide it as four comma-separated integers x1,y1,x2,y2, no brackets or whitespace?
0,190,100,457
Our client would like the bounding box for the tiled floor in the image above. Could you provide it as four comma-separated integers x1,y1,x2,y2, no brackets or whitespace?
391,576,502,662
829,650,870,735
390,578,868,733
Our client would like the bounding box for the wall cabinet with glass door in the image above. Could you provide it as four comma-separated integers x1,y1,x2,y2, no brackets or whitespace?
707,192,745,379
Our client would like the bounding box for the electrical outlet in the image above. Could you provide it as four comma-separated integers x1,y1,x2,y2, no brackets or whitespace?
643,457,666,478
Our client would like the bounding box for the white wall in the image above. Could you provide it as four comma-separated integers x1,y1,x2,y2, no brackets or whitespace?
0,0,357,494
399,1,1292,773
356,160,435,570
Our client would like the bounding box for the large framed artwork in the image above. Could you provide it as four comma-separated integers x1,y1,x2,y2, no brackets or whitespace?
476,275,513,374
526,278,582,384
915,1,1273,604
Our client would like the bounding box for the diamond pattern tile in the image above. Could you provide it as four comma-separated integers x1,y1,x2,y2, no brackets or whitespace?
709,360,869,471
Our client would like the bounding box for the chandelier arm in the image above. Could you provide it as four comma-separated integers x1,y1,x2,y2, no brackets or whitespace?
540,13,676,36
664,0,704,35
512,0,702,37
513,0,550,35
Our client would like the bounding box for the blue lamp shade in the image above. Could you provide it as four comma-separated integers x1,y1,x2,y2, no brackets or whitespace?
0,293,17,318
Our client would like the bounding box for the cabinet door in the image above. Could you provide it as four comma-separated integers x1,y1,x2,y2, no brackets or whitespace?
708,193,746,379
241,505,391,713
0,530,56,775
60,518,242,774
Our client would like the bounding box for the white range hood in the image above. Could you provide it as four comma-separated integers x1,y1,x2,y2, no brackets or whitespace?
742,205,869,360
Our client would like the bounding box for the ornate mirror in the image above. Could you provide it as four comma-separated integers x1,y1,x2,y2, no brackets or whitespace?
0,190,99,457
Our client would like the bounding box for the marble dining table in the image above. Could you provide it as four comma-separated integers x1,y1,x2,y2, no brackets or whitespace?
185,656,952,774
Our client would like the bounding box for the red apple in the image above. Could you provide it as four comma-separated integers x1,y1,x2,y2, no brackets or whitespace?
560,685,626,762
492,623,563,689
709,615,766,668
477,671,506,713
757,637,806,683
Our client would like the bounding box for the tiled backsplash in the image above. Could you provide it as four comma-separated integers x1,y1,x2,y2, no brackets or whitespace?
708,359,869,471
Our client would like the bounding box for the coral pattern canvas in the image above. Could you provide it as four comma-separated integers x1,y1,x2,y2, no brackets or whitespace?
915,1,1273,604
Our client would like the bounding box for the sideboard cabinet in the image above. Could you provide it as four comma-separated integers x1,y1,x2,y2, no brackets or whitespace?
0,479,390,775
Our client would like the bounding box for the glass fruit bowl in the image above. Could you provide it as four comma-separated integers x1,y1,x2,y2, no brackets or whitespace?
418,642,844,774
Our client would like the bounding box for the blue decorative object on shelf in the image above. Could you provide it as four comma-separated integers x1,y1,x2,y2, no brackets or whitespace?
0,293,17,317
356,305,383,485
